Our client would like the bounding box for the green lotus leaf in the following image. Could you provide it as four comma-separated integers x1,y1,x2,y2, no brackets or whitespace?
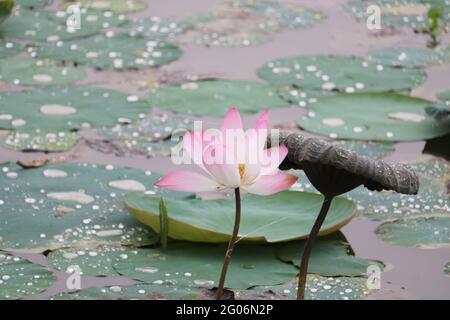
238,276,372,300
63,0,146,13
257,55,426,93
125,190,356,243
0,252,56,299
0,162,165,252
94,113,192,157
297,93,450,141
275,235,382,276
0,39,21,58
425,102,450,122
16,0,48,9
345,0,450,30
0,8,110,42
46,8,128,30
145,80,289,116
29,33,182,70
367,47,450,68
112,243,298,289
0,129,81,152
375,215,450,248
438,90,450,102
0,87,149,131
0,58,85,86
444,262,450,277
126,17,193,40
51,283,204,300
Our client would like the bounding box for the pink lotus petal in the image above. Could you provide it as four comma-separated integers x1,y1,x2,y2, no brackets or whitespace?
260,145,289,176
254,111,269,131
221,107,243,133
203,144,241,188
240,163,260,184
155,171,220,193
242,172,298,196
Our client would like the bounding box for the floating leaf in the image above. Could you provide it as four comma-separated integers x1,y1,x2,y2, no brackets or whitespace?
63,0,146,13
375,215,450,248
0,39,22,58
47,8,128,30
181,0,323,47
275,235,381,276
0,129,81,152
0,162,162,252
112,243,298,289
0,58,85,86
445,262,450,277
125,191,356,243
0,252,56,299
298,93,449,141
258,55,426,93
438,90,450,102
367,47,450,68
16,0,49,9
145,80,288,116
48,245,134,277
349,159,450,221
51,283,204,300
239,0,325,30
237,276,371,300
126,17,192,40
0,87,149,131
94,112,192,157
345,0,450,30
0,8,108,42
29,33,182,70
425,102,450,122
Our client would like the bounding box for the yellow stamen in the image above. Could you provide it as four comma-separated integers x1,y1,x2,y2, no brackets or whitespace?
238,163,245,180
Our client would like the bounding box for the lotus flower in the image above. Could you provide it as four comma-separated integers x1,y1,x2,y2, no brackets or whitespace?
155,107,298,299
155,107,297,196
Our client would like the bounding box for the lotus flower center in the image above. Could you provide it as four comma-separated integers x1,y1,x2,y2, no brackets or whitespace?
239,163,245,180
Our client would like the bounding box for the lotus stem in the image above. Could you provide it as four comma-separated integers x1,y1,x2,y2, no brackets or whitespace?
216,187,241,300
297,195,334,300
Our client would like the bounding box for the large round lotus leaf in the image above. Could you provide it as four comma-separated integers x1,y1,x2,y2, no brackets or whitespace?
46,8,128,30
16,0,49,9
48,245,133,277
0,87,149,131
0,162,163,252
63,0,146,13
51,284,204,300
375,215,450,248
0,0,14,25
0,252,56,299
126,17,193,40
0,39,21,58
181,3,280,48
125,191,356,243
345,0,449,30
0,8,109,42
293,159,450,222
1,129,81,152
277,85,335,107
367,47,450,68
298,93,450,141
237,276,371,300
112,243,298,289
238,0,325,30
95,113,192,157
257,55,426,93
145,80,288,116
275,235,381,276
0,59,85,86
29,33,182,70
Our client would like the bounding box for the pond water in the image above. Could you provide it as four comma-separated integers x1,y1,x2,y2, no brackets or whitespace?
0,0,449,300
